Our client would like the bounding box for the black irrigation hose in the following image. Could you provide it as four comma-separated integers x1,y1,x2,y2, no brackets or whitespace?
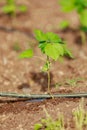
0,92,87,99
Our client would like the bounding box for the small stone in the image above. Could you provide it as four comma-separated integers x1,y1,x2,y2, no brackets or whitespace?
58,71,64,76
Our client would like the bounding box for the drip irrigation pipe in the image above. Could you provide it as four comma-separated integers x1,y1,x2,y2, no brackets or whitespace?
0,92,87,99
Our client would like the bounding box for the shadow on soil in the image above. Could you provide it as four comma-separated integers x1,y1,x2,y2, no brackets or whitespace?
30,72,54,91
0,98,30,103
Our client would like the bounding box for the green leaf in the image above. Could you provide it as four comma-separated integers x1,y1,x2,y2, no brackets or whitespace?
81,26,87,32
34,30,47,42
59,20,69,30
2,5,15,14
59,0,75,12
39,42,47,53
46,32,62,43
45,44,64,60
42,61,50,72
65,49,73,58
34,123,42,130
7,0,14,5
63,44,73,58
19,49,33,58
74,0,87,13
18,5,27,12
80,9,87,27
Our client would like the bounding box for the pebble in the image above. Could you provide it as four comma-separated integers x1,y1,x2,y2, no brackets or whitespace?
58,71,64,76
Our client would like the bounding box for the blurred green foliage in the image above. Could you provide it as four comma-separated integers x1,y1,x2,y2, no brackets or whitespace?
2,0,27,16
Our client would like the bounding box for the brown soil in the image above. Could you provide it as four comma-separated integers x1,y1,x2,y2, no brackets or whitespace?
0,0,87,130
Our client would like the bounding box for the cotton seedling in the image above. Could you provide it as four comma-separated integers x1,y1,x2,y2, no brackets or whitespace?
2,0,27,16
59,0,87,43
19,30,73,94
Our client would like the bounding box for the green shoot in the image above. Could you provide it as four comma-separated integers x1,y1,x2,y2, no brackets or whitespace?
65,77,83,87
12,42,21,52
59,20,70,30
34,123,43,130
73,98,87,130
34,108,65,130
59,0,87,43
2,0,27,16
55,77,84,88
19,30,73,94
34,100,87,130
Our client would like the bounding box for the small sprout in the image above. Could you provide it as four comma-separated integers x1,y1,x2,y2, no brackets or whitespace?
34,108,65,130
55,82,63,88
12,42,21,52
34,123,42,130
2,0,27,16
19,30,73,94
17,5,27,13
34,101,87,130
73,98,87,130
59,0,87,43
66,77,84,87
59,20,69,30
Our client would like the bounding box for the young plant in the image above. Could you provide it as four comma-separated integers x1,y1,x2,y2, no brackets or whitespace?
59,0,87,43
65,77,84,87
2,0,27,16
34,99,87,130
12,42,21,52
19,30,73,94
73,98,87,130
59,20,70,30
34,108,65,130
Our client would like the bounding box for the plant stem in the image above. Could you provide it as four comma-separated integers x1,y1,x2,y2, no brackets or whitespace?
80,30,86,44
47,69,50,93
47,56,51,94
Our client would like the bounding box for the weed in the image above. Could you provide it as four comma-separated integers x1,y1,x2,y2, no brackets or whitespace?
65,77,84,87
34,108,65,130
34,98,87,130
55,77,84,88
34,123,43,130
19,30,73,94
2,0,27,16
12,42,21,52
55,82,63,88
73,98,87,130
